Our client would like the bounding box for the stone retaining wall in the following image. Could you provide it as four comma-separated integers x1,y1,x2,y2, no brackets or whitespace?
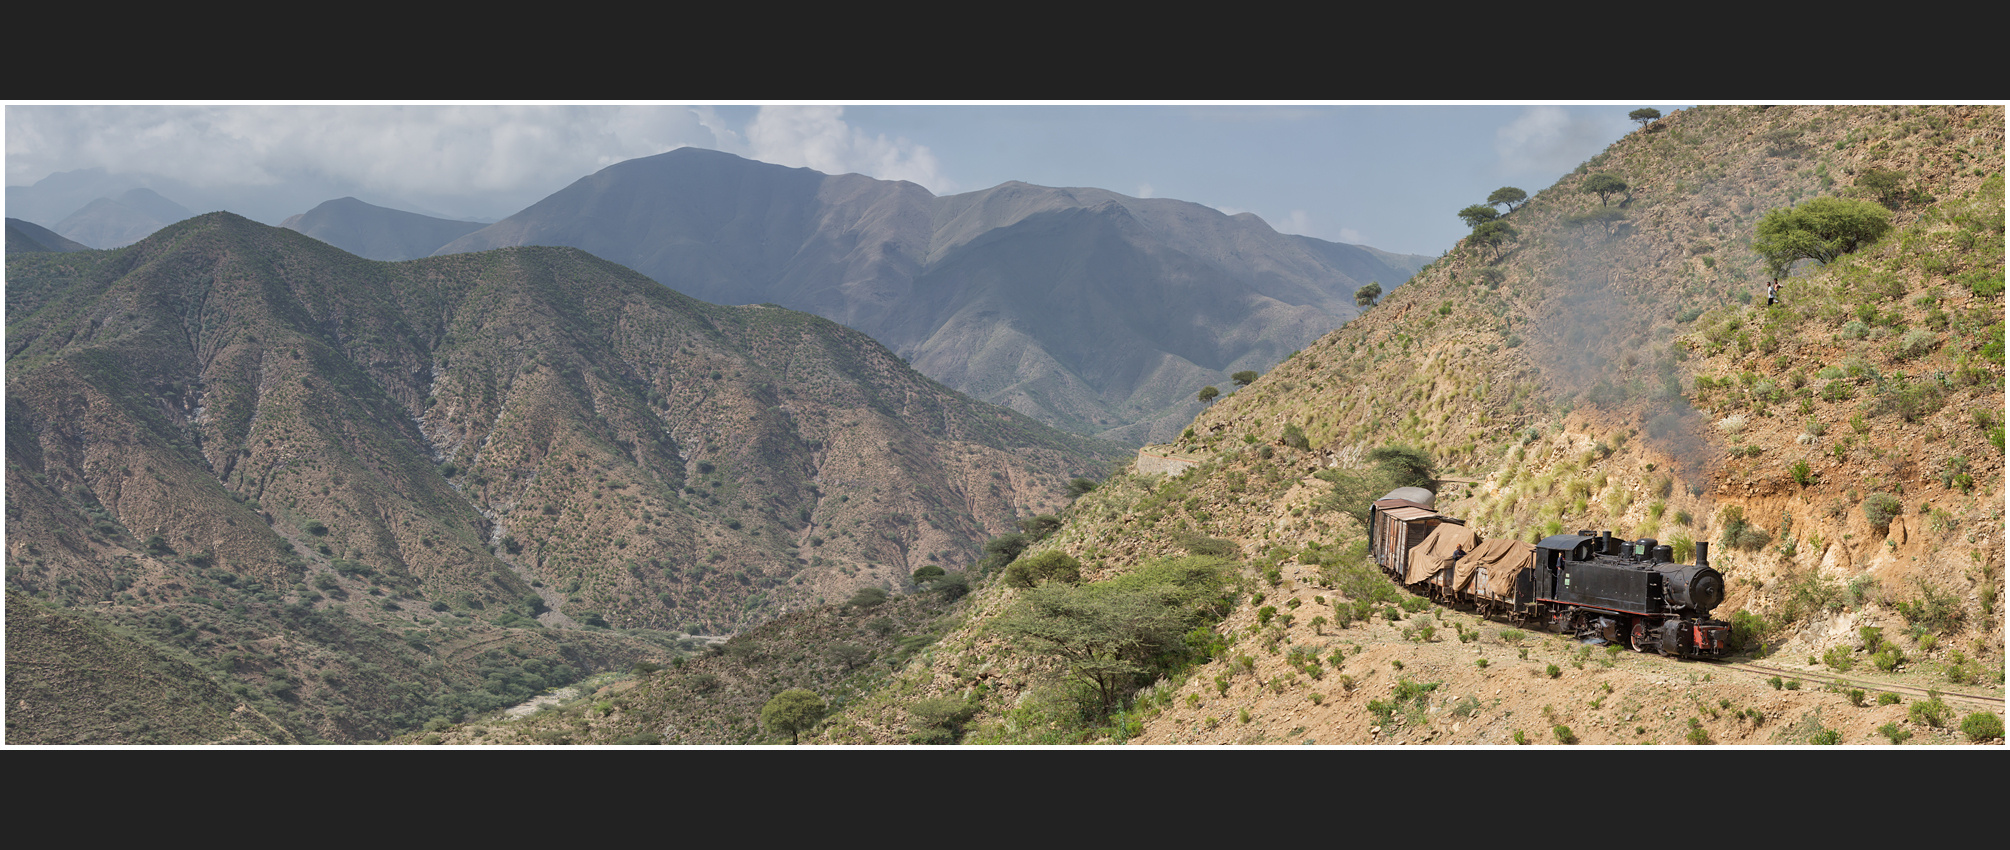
1135,447,1202,477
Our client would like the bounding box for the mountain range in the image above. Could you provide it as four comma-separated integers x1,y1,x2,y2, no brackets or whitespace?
13,151,1424,446
432,149,1429,445
5,213,1121,742
280,197,488,261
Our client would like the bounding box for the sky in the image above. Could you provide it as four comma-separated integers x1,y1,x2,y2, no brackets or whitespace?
5,102,1691,256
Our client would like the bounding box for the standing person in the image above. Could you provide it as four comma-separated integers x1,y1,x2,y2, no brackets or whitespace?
1766,280,1779,307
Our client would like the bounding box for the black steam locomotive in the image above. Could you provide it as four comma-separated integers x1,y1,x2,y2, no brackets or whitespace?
1369,489,1732,659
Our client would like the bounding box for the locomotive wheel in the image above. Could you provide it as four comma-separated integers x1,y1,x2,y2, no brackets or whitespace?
1629,619,1652,653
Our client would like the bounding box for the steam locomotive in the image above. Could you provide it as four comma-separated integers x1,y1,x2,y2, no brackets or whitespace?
1368,488,1731,659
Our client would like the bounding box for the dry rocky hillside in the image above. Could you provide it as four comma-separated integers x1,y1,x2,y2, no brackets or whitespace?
798,104,2004,746
337,105,2007,748
5,215,1118,743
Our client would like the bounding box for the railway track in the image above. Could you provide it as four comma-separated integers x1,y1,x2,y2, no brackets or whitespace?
1724,661,2004,711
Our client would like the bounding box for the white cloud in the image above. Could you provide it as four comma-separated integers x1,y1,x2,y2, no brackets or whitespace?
1493,105,1616,177
1273,209,1312,236
744,106,952,193
8,104,724,205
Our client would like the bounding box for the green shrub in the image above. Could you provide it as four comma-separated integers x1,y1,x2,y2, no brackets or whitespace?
1822,645,1856,672
1960,712,2004,742
1944,652,1980,685
1686,718,1711,745
1280,424,1310,451
1892,581,1965,634
1862,493,1902,530
1878,691,1901,706
846,586,890,608
1909,695,1951,728
1552,725,1576,744
1546,664,1561,679
1004,550,1083,589
1847,688,1867,707
1728,609,1769,652
1810,728,1842,745
1879,722,1912,744
1718,505,1771,551
1873,644,1905,672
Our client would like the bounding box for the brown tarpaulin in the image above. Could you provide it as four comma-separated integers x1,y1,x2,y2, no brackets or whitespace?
1468,538,1535,597
1405,524,1482,585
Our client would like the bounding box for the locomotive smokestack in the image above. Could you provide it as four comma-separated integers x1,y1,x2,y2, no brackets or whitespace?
1695,540,1710,568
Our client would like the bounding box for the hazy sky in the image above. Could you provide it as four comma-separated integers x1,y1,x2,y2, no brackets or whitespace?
6,102,1690,256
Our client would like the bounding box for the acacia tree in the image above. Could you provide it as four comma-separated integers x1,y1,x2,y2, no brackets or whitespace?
1487,186,1528,212
1354,281,1382,308
1855,168,1909,209
991,559,1228,717
1752,197,1893,280
1004,549,1082,589
1458,204,1501,229
1232,370,1259,387
1314,444,1438,526
1629,107,1662,129
1583,174,1629,206
1198,386,1220,405
761,689,827,744
1469,220,1517,259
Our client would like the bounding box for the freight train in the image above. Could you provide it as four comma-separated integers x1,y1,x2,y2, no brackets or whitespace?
1368,488,1731,659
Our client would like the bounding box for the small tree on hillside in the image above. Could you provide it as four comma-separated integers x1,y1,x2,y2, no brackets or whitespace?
1198,386,1220,405
1629,107,1662,129
761,689,827,744
1469,220,1517,259
1458,204,1501,229
1018,513,1064,539
1355,282,1383,308
846,586,889,609
991,562,1225,717
1366,445,1437,492
1232,370,1260,387
1583,174,1630,206
1753,197,1893,280
1487,186,1528,212
1855,168,1910,209
1005,549,1083,588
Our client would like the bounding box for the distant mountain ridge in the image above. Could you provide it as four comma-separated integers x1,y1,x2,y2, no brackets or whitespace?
436,148,1429,445
281,197,488,261
6,217,91,254
53,187,193,248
